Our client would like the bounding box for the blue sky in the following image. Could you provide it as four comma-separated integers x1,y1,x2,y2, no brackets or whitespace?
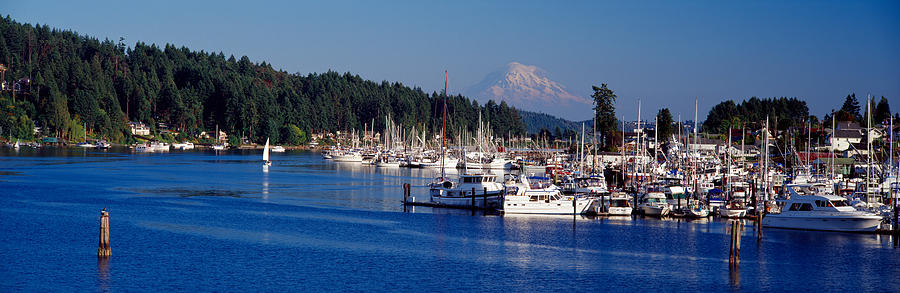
5,0,899,121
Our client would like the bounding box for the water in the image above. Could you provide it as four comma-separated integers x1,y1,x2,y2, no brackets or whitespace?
1,148,898,292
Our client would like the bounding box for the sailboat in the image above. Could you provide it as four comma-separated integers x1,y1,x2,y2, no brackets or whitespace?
263,138,272,167
76,123,96,148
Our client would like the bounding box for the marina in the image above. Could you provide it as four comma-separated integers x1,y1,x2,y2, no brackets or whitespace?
1,148,899,291
1,1,899,291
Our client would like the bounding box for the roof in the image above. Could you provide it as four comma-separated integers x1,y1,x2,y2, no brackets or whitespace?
832,129,862,139
811,157,859,165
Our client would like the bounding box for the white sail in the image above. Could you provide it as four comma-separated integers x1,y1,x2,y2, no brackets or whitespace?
263,138,270,162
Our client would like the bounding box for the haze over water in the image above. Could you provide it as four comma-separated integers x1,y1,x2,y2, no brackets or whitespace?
1,148,898,291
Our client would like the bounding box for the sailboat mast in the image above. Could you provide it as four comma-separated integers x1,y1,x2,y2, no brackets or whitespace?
441,71,448,178
866,94,871,204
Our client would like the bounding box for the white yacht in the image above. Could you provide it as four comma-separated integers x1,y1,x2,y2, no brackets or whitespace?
271,146,286,152
429,173,504,208
572,175,608,195
149,141,170,152
332,151,363,162
762,184,883,232
134,144,151,153
503,176,595,214
639,192,671,217
172,142,195,150
595,192,633,216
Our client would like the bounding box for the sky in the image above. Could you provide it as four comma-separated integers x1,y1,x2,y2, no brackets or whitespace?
4,0,899,121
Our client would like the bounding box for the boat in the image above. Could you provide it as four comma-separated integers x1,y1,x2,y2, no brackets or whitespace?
76,142,96,148
332,151,363,162
76,123,95,147
718,199,749,218
595,192,633,216
762,184,883,232
263,138,272,167
639,191,671,217
271,146,286,152
680,202,709,218
172,142,195,150
375,155,401,167
503,176,595,214
429,173,505,208
564,175,608,195
96,141,111,149
212,144,226,151
134,144,151,153
149,141,170,152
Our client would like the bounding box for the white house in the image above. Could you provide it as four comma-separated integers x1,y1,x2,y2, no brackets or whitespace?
128,122,150,136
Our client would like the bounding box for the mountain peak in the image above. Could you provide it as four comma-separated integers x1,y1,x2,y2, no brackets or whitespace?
466,62,590,117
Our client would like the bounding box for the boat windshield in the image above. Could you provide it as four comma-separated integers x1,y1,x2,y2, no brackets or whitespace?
791,186,818,195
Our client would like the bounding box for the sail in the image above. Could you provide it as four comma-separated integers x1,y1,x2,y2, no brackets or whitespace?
263,138,270,161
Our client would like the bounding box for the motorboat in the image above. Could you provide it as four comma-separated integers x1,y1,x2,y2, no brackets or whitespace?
96,141,111,149
134,144,151,153
639,191,671,217
172,142,195,150
332,151,363,162
429,173,504,208
149,141,170,152
595,192,633,216
375,155,401,167
762,184,883,232
271,146,286,152
503,176,595,214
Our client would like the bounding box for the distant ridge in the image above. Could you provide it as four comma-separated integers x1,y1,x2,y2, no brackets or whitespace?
519,110,592,135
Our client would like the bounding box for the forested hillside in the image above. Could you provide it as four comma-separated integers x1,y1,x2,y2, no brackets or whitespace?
0,16,525,144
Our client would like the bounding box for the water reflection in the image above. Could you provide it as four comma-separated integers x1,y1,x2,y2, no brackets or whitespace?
96,257,110,292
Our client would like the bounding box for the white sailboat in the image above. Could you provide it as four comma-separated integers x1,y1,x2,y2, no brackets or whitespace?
263,138,272,166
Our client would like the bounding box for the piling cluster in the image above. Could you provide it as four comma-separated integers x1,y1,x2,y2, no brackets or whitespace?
98,209,110,257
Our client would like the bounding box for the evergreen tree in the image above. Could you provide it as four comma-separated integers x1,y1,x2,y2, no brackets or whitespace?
656,108,674,141
839,93,861,122
874,96,891,125
591,84,617,150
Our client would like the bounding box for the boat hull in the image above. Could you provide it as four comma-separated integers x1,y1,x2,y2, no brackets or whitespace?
504,198,595,214
762,214,882,232
718,208,748,218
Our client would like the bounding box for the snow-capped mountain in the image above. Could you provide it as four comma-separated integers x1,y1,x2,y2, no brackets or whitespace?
465,62,591,117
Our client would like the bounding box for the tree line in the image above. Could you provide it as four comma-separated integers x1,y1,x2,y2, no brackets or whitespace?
0,16,526,144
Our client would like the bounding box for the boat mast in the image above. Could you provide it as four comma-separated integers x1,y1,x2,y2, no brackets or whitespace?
580,122,585,175
866,94,871,204
441,70,448,179
831,110,836,192
693,98,698,203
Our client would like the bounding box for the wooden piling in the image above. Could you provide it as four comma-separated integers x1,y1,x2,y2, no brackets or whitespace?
98,209,110,257
471,188,476,208
729,221,735,265
483,187,488,208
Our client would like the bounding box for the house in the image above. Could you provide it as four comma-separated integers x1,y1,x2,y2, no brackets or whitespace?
828,129,863,152
688,138,722,152
128,122,150,136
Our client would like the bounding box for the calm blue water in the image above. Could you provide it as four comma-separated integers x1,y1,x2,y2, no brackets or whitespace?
1,148,898,292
